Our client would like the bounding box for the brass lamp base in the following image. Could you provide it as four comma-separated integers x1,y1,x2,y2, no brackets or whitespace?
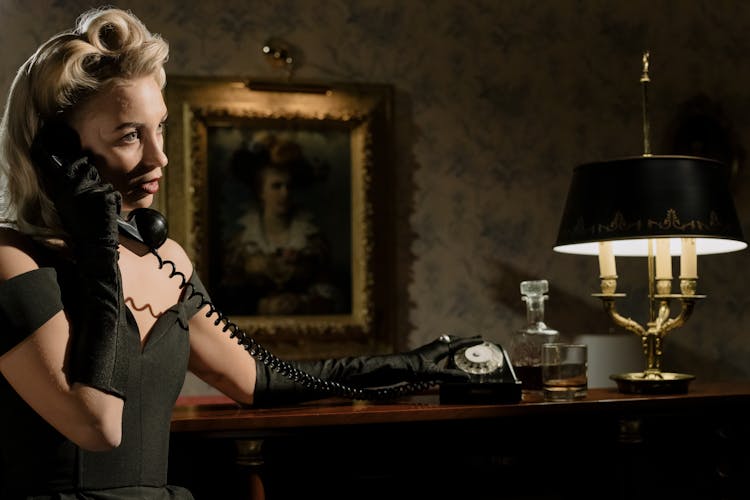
610,372,695,395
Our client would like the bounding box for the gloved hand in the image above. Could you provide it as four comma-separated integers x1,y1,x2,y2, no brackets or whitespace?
30,121,132,399
253,334,483,406
31,121,121,249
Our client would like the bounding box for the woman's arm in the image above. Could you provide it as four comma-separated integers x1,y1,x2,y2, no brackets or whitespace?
0,236,124,451
186,308,258,405
154,238,258,405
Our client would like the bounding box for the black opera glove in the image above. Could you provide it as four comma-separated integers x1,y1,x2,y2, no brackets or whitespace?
30,122,132,399
253,335,483,406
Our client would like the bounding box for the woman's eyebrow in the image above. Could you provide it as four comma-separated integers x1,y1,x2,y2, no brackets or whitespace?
114,121,142,131
113,115,167,132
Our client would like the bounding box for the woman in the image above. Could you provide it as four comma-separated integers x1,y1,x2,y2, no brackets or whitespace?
0,8,477,499
223,135,344,315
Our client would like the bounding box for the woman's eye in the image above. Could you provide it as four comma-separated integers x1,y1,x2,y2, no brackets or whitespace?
122,131,139,143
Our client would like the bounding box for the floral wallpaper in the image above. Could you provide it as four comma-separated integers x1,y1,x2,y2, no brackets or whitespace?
2,0,750,393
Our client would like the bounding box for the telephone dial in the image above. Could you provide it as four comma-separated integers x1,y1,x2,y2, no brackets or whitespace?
118,209,522,404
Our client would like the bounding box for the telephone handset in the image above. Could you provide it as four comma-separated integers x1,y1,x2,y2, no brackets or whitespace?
118,208,522,404
439,341,522,404
117,210,169,250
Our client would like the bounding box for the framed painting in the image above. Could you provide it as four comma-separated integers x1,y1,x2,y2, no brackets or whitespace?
162,77,395,359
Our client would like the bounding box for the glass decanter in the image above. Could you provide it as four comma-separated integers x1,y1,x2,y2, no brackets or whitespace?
509,279,560,392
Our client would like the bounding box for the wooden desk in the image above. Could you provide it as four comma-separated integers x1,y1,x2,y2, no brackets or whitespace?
169,382,750,500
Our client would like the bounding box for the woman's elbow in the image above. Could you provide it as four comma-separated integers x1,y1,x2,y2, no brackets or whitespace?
69,386,124,450
76,422,122,451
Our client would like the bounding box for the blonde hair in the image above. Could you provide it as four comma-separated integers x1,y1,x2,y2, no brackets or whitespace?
0,7,168,238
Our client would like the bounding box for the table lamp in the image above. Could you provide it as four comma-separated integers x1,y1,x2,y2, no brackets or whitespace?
553,52,747,394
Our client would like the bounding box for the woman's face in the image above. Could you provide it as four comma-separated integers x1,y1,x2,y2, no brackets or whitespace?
70,76,168,213
259,167,292,217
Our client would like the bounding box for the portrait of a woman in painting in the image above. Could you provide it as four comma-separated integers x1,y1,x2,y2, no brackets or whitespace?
217,133,346,316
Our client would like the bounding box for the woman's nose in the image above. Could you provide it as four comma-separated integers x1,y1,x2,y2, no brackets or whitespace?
144,134,168,169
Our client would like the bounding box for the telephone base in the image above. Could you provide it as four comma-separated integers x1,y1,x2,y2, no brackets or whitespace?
439,381,522,405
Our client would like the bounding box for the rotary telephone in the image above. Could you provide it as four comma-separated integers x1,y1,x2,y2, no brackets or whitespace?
440,340,522,404
117,209,522,404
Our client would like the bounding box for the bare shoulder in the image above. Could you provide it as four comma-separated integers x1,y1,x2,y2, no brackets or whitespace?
154,238,194,278
0,228,41,281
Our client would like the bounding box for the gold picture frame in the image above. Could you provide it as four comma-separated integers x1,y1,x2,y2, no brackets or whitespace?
161,77,395,359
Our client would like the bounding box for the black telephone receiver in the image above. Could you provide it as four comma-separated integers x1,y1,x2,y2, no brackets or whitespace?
31,119,169,250
117,208,169,249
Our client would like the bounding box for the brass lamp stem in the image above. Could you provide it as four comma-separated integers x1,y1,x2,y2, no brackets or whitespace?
647,238,656,322
601,299,645,337
641,51,651,156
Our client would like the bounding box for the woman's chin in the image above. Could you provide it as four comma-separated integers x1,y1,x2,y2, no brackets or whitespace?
122,194,154,213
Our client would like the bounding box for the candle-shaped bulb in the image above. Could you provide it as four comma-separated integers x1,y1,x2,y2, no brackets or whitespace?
655,238,672,280
680,237,697,279
598,240,616,277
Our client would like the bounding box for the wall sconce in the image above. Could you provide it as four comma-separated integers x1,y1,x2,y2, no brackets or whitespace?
261,37,297,77
553,52,747,394
246,38,330,95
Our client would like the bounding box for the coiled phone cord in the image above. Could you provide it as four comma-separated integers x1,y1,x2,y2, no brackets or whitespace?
149,246,438,401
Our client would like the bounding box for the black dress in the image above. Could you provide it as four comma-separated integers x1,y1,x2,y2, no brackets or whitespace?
0,250,211,499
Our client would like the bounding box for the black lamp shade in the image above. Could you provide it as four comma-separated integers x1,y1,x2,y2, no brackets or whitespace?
554,156,746,256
